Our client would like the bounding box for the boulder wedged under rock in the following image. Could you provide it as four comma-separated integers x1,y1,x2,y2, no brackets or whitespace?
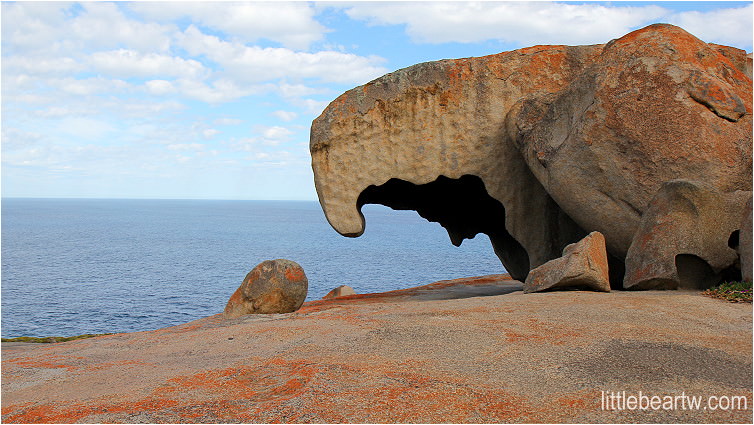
322,285,356,299
224,259,308,318
624,180,750,290
524,231,610,293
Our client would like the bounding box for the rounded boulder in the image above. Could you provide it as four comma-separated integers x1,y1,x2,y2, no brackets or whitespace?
224,259,308,318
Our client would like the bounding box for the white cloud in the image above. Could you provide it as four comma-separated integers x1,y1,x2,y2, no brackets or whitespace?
2,56,84,75
214,118,242,126
170,78,273,104
56,117,115,141
90,50,207,79
145,79,176,96
1,127,45,151
272,110,298,122
1,2,70,52
230,125,296,152
668,5,753,48
50,76,131,96
70,2,173,53
262,126,292,140
130,1,326,50
1,2,174,55
292,98,331,116
247,150,296,167
344,2,668,46
177,25,387,84
278,83,327,98
33,105,97,119
202,129,220,139
167,143,205,152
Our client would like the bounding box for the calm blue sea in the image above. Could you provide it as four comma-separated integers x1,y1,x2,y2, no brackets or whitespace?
1,198,505,338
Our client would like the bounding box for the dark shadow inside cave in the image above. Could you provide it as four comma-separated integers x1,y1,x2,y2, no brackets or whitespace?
674,253,741,289
356,174,531,281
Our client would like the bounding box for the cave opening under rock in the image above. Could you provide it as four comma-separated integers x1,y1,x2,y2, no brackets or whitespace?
356,174,531,281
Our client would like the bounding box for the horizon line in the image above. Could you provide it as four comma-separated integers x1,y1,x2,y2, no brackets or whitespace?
0,196,320,202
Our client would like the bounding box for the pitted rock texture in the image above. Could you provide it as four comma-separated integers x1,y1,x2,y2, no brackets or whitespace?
322,285,356,299
311,40,599,280
524,231,610,293
624,181,751,290
224,259,308,317
310,23,752,287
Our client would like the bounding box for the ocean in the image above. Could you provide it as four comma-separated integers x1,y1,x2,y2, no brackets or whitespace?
1,198,505,338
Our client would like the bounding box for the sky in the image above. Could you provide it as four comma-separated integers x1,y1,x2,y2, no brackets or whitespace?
2,1,752,200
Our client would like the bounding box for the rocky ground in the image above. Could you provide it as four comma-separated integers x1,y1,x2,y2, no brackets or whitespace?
2,274,752,423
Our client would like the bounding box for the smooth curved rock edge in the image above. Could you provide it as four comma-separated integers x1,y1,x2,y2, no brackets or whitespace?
322,285,356,299
310,24,753,289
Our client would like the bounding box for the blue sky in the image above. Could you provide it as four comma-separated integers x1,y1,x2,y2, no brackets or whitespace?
2,1,752,200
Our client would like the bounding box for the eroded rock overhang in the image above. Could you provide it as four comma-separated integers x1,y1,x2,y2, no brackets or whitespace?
310,44,599,280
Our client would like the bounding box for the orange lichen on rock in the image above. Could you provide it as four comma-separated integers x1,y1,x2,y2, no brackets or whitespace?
1,276,752,423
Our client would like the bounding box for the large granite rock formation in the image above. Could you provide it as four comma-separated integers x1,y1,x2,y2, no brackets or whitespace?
224,260,308,318
310,24,752,289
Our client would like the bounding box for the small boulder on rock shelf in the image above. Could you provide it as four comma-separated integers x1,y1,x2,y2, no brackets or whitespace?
224,259,308,318
322,285,356,299
524,231,610,293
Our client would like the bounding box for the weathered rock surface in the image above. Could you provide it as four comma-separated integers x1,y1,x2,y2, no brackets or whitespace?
224,259,308,317
524,231,610,293
310,24,752,287
510,25,752,259
624,181,751,289
311,41,600,280
2,276,751,423
740,197,753,283
322,285,356,299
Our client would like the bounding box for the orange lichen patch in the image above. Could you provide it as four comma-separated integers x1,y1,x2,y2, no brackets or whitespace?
3,355,84,372
555,389,602,410
155,359,316,404
440,59,474,107
306,370,543,423
284,266,305,282
2,398,182,424
225,287,244,307
473,390,544,422
1,403,33,416
505,331,548,343
2,359,319,423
